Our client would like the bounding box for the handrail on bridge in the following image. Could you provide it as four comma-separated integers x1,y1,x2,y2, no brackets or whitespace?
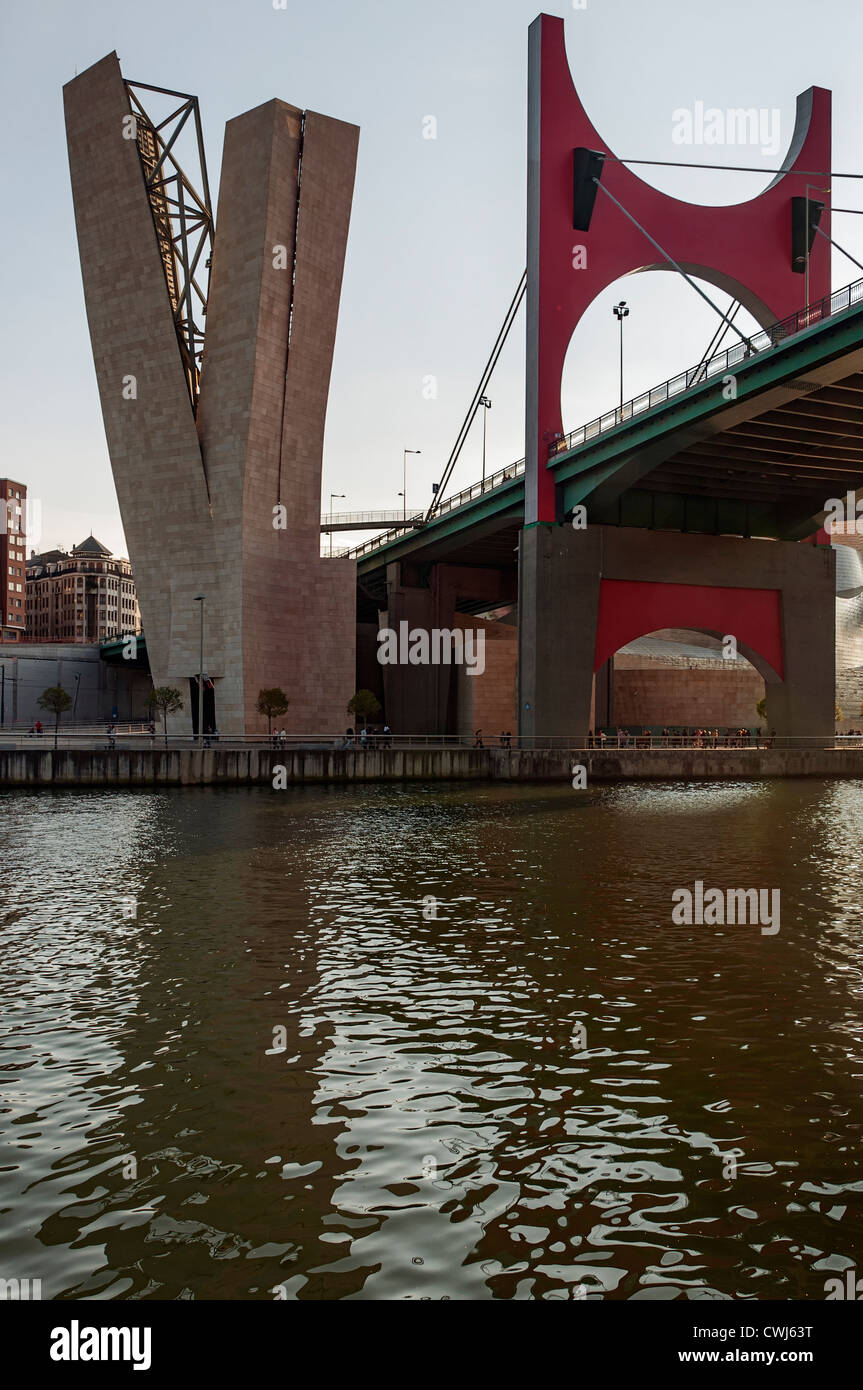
341,272,863,564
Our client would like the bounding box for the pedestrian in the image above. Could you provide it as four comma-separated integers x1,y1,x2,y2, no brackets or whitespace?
343,726,354,749
383,724,391,749
279,728,286,749
360,726,368,750
106,723,116,751
34,719,42,736
474,729,483,748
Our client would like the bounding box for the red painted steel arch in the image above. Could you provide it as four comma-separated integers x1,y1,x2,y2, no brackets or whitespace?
594,577,784,681
525,12,832,523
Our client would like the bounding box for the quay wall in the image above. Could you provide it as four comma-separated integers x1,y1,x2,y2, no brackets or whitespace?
2,747,863,787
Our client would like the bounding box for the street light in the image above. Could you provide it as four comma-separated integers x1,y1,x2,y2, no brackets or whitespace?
479,396,492,487
403,448,421,522
329,492,345,557
612,300,629,417
194,595,205,747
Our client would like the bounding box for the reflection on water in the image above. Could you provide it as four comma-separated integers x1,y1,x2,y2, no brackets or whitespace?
1,779,863,1300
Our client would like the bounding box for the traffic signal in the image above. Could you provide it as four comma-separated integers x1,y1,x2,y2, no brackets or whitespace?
791,196,825,272
573,148,605,231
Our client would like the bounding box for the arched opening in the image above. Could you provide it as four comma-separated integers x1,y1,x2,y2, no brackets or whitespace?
593,627,769,742
559,270,765,440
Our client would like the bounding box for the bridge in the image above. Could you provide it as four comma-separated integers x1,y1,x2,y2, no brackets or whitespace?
350,274,863,592
331,12,863,745
320,510,422,534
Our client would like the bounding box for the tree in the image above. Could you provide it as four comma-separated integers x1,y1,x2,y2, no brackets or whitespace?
148,687,184,748
755,697,767,722
256,687,289,735
836,702,844,723
347,689,382,729
38,685,73,750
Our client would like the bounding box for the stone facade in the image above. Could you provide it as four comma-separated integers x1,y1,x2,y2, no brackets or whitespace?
26,536,140,643
0,480,27,642
63,54,358,735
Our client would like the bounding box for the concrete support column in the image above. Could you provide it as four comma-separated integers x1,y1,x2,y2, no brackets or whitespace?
380,563,440,736
768,548,836,742
517,523,836,744
517,525,601,742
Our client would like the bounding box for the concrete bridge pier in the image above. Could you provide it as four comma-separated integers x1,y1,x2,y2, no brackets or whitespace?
380,560,517,735
517,524,836,743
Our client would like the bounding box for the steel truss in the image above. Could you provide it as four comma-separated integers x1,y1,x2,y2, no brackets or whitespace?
124,79,214,412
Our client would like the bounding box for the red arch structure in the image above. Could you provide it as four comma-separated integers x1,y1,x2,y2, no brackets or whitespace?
525,12,831,524
593,578,784,681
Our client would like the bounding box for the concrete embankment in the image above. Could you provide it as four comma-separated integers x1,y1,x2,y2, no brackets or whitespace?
2,746,863,787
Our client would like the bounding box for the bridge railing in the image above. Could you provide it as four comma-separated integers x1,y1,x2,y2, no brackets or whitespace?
557,274,863,454
320,510,414,529
0,730,853,752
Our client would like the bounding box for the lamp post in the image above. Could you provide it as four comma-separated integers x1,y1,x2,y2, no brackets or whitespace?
613,300,629,418
329,493,345,557
194,595,205,746
403,448,421,522
479,396,491,487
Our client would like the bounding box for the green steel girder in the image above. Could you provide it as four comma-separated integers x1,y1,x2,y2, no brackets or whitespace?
555,296,863,519
356,478,524,577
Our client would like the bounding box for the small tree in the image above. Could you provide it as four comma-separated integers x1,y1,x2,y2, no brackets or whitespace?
148,686,184,748
347,689,382,730
38,685,73,750
256,687,289,735
755,696,767,722
836,702,844,724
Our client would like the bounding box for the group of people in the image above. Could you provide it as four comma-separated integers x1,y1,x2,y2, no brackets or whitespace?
473,730,513,748
342,726,392,749
588,727,774,749
270,729,288,748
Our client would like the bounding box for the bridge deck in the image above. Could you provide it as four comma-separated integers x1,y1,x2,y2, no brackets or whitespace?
353,275,863,586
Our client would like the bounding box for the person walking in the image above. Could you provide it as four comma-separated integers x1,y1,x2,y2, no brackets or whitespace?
382,724,391,749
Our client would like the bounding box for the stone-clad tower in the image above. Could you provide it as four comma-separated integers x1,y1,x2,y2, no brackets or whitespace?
63,52,357,735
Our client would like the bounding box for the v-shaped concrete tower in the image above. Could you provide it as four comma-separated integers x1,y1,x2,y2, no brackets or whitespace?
64,53,358,735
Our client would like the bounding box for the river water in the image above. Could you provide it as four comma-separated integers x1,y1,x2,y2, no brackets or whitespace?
1,778,862,1301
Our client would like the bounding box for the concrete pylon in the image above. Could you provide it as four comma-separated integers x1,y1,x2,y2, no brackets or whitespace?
63,53,358,735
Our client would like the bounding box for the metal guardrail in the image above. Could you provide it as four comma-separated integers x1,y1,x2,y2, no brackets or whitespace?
343,273,863,564
0,731,855,752
320,510,415,530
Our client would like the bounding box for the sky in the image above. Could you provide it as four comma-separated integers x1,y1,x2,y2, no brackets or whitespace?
2,0,863,558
